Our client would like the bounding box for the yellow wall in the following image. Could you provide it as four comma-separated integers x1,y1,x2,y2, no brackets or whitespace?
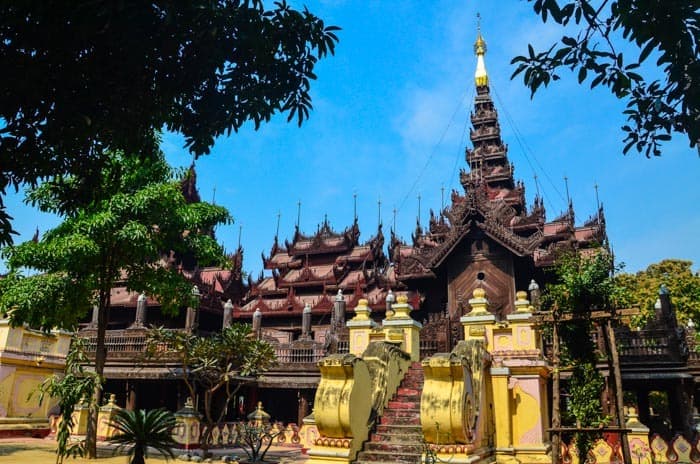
0,320,71,422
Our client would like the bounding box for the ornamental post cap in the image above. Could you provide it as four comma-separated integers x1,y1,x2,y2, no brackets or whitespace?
396,294,409,304
473,287,486,299
335,289,344,301
385,289,395,303
303,302,312,313
528,279,540,291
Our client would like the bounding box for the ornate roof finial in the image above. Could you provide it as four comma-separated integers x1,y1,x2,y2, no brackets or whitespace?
474,13,489,87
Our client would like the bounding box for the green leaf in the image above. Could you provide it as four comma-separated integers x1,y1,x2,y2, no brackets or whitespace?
578,66,588,83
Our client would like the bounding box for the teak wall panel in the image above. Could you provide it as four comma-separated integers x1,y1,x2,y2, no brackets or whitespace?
446,236,515,320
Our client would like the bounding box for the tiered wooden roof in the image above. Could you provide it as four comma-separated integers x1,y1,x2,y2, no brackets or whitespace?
390,34,606,282
235,218,398,319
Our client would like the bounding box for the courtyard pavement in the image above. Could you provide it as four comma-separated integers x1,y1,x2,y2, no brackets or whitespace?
0,437,310,463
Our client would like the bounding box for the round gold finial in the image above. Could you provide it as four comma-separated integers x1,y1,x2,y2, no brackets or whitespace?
358,298,369,306
397,294,409,304
474,34,487,56
516,291,528,302
473,288,486,299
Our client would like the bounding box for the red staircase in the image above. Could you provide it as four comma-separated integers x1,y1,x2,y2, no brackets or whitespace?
355,362,424,464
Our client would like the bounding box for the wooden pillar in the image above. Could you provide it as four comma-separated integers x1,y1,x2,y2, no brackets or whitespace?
125,381,136,411
637,389,650,425
297,390,311,426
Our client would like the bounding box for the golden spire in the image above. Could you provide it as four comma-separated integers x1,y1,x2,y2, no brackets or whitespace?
474,13,488,87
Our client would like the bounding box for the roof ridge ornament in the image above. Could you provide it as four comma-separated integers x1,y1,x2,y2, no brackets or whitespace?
474,13,489,87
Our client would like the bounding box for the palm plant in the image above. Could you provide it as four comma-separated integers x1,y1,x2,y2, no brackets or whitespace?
107,408,177,464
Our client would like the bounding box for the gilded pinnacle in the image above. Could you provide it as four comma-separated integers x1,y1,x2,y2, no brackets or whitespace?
474,28,489,87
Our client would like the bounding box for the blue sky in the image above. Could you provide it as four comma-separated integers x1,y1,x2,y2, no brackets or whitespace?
3,1,699,278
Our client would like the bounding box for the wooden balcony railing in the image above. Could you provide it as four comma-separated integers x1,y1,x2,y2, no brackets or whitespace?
78,329,182,361
616,329,678,362
419,339,439,360
544,328,685,365
274,342,326,365
336,340,349,354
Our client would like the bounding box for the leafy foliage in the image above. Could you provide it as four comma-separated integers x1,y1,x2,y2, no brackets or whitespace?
35,337,100,464
107,408,177,464
0,150,230,458
0,1,340,245
542,251,623,457
235,421,282,463
616,259,700,327
512,1,699,157
0,151,230,330
145,324,276,454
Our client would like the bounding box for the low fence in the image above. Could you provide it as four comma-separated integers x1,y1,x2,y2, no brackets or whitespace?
560,434,700,464
203,421,302,448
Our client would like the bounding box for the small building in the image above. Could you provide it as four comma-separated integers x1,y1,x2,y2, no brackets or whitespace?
0,319,72,437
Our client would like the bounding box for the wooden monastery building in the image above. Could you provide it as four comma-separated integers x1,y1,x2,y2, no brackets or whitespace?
76,30,697,436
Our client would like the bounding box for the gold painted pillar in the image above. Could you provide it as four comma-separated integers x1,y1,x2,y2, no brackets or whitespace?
346,299,377,356
382,294,422,361
70,398,90,435
97,393,121,440
460,288,496,346
490,366,516,463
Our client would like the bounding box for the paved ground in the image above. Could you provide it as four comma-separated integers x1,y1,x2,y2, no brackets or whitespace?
0,437,309,463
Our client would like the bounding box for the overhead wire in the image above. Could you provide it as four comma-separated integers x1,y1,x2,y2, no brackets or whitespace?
490,80,568,214
396,89,469,215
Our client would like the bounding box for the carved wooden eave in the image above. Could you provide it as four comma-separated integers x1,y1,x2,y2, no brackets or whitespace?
284,219,361,257
314,293,334,311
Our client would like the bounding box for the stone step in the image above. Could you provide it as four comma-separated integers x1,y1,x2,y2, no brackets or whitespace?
364,441,424,454
374,424,422,435
370,431,425,444
396,387,421,397
380,414,420,426
356,450,423,463
398,382,423,390
386,399,419,409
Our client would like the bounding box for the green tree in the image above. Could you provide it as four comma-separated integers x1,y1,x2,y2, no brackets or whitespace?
146,324,276,457
0,1,339,245
542,250,626,461
0,151,230,458
107,409,177,464
512,1,699,157
616,259,700,327
35,337,100,463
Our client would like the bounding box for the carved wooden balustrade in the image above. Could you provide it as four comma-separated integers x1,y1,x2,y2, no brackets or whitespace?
273,341,327,366
78,329,181,362
616,328,683,363
544,327,687,365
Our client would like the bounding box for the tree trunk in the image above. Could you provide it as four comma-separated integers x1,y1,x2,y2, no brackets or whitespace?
606,320,631,464
86,294,110,459
551,322,561,464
